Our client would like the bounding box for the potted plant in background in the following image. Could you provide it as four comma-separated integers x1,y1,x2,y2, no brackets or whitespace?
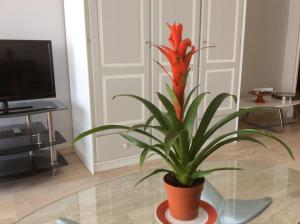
75,23,294,221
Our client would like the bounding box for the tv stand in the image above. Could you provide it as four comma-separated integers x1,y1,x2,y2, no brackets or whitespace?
0,101,33,113
0,100,68,182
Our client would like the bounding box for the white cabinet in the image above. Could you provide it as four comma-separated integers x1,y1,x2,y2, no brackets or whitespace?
64,0,247,173
199,0,247,134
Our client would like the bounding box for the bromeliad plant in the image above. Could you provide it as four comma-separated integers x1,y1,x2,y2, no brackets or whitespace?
75,23,294,187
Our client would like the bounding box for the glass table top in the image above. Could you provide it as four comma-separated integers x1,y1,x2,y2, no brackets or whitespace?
16,160,300,224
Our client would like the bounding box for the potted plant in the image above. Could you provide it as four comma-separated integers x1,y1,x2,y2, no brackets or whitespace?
75,23,294,221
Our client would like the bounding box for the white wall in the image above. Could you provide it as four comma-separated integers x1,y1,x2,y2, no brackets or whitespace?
241,0,291,96
281,0,300,92
0,0,73,144
64,0,95,173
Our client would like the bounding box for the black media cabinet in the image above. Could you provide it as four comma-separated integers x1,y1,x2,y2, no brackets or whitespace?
0,100,68,182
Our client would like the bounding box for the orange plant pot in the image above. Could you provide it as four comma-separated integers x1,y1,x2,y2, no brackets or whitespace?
164,174,205,221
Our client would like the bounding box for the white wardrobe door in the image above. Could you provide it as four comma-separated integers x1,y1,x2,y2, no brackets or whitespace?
92,0,151,164
95,0,151,127
151,0,201,108
198,0,246,131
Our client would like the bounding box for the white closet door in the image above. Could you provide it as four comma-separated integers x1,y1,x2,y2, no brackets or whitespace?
92,0,151,165
198,0,246,132
151,0,201,108
95,0,151,127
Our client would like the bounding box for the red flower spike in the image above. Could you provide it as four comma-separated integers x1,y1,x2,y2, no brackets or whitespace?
178,39,192,57
155,23,198,121
153,60,173,82
167,23,183,51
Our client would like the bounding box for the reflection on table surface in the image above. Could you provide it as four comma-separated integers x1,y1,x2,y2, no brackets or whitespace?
16,160,300,224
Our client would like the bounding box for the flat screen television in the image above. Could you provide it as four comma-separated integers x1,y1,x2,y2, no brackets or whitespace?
0,40,56,111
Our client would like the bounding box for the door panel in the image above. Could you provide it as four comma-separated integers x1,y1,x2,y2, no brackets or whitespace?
102,74,145,125
206,0,239,62
95,0,151,127
199,0,246,118
99,0,143,66
204,69,235,111
96,134,143,162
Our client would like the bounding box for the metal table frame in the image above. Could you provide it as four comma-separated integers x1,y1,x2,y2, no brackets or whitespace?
240,96,300,130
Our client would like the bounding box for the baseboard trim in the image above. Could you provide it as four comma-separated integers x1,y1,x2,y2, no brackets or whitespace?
75,147,95,174
94,154,160,172
57,144,74,155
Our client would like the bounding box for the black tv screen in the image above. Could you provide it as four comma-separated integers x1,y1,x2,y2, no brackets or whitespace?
0,40,56,102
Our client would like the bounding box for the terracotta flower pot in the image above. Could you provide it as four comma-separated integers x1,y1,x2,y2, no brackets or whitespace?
164,174,205,221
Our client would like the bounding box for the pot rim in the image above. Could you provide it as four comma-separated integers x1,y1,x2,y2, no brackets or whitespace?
163,173,205,189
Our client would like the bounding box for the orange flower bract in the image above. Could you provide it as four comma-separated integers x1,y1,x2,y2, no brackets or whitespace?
155,23,198,121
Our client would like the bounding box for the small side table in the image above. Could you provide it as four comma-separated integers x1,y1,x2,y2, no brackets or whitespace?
240,96,300,129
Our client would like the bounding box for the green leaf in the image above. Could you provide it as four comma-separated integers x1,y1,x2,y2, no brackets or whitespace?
191,133,279,171
178,71,189,87
130,123,166,134
197,128,295,163
183,92,209,140
120,133,148,148
236,129,295,160
120,134,178,170
157,92,182,129
114,94,169,129
140,148,149,166
144,115,155,131
74,124,130,142
128,125,163,144
164,129,185,156
165,83,180,106
139,144,161,166
190,107,260,156
183,85,202,112
193,93,236,143
198,129,268,158
191,167,242,179
135,169,172,187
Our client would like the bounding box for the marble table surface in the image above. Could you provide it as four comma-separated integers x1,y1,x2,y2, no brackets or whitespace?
16,160,300,224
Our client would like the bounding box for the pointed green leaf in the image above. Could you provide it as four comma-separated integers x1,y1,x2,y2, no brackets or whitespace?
183,92,209,140
194,93,236,142
164,129,185,156
165,83,180,106
184,85,202,112
140,147,150,166
74,124,130,142
191,167,242,179
114,94,169,129
144,115,155,131
140,144,162,166
157,92,182,129
120,133,148,148
236,129,295,160
190,107,261,155
191,135,267,170
135,169,172,186
127,125,163,144
178,70,189,87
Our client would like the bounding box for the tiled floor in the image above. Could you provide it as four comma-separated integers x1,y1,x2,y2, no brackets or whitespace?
1,116,300,223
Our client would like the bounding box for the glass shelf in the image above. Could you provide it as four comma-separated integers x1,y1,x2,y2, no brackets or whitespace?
0,122,46,140
0,100,67,118
0,130,66,157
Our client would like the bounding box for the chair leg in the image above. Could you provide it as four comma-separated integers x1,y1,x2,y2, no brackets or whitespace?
278,108,285,128
293,105,298,120
202,180,273,224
